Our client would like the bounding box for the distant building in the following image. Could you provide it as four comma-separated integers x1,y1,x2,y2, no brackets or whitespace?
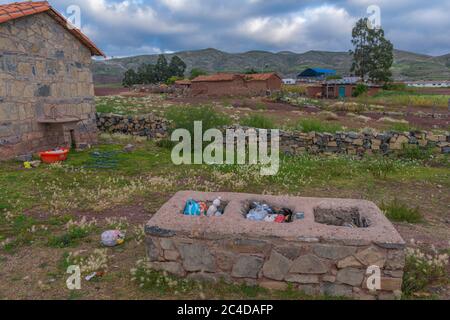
190,73,281,97
306,79,381,99
282,78,296,85
174,80,192,89
405,81,450,88
298,68,337,81
243,73,282,95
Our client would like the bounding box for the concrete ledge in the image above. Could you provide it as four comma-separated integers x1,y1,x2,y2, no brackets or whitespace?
147,191,405,246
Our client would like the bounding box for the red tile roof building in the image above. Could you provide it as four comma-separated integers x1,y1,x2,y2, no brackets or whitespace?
0,1,104,159
0,1,104,56
190,73,282,96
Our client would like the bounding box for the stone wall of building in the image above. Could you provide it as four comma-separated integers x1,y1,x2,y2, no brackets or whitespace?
0,13,98,160
96,113,170,138
145,230,405,300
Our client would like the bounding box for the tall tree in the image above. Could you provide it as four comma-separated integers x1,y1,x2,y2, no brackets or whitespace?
155,55,169,82
168,56,187,78
122,68,138,87
189,68,207,80
349,18,394,84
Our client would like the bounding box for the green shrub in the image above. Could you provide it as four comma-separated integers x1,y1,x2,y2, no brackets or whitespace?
156,139,176,149
165,105,231,135
362,156,405,179
281,85,307,95
380,199,423,223
166,76,183,85
352,84,369,97
240,114,275,129
295,119,342,133
383,83,407,91
390,123,415,132
397,144,433,161
402,248,449,297
48,233,83,248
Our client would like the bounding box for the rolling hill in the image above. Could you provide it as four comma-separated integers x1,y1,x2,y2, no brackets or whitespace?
92,48,450,84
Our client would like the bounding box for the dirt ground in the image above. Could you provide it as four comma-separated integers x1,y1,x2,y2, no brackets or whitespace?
0,87,448,300
1,180,449,300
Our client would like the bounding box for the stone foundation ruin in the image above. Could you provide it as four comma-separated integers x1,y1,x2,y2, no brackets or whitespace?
145,191,406,300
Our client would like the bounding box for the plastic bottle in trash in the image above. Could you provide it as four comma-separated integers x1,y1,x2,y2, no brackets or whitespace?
207,205,218,216
212,197,222,207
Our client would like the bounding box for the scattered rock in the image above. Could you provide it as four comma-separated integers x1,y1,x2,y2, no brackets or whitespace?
123,144,135,153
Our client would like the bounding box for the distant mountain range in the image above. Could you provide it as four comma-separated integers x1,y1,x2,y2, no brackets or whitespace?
92,48,450,84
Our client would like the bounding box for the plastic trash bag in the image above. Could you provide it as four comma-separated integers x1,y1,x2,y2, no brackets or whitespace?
101,230,125,247
247,207,269,221
264,214,277,222
184,199,201,216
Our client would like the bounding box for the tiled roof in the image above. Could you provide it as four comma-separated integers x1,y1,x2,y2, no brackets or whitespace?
244,73,280,81
0,1,104,57
175,80,192,85
192,73,242,82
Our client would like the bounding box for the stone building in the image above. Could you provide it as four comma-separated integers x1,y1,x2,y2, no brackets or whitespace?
0,1,104,160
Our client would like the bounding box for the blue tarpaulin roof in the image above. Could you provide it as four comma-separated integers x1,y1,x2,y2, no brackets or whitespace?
298,68,337,77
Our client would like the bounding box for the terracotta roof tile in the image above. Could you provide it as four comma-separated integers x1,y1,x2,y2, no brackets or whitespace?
175,80,192,85
244,73,280,81
192,73,242,82
0,1,104,57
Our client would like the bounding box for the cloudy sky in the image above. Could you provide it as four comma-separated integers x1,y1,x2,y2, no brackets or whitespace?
6,0,450,57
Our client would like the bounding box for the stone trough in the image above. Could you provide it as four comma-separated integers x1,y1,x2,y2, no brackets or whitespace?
145,191,406,299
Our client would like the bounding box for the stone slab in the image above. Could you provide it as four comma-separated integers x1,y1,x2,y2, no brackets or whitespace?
146,191,405,246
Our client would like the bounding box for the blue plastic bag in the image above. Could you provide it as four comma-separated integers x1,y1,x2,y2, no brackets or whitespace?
184,199,201,216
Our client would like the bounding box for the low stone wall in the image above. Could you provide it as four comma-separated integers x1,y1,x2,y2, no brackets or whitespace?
96,113,170,139
278,129,450,156
95,112,449,155
145,191,406,300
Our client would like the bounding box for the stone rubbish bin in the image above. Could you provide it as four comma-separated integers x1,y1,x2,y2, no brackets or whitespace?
145,191,406,300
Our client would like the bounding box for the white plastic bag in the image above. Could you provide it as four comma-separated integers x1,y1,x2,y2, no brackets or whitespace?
101,230,125,247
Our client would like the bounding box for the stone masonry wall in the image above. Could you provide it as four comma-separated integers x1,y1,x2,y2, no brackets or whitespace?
278,129,449,156
0,13,98,160
95,113,449,155
145,229,405,300
96,113,170,139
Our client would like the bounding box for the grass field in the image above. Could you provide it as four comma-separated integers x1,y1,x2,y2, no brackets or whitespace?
358,90,450,109
0,132,449,299
1,91,449,300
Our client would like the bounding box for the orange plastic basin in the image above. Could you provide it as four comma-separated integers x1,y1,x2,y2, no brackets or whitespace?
39,148,69,164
